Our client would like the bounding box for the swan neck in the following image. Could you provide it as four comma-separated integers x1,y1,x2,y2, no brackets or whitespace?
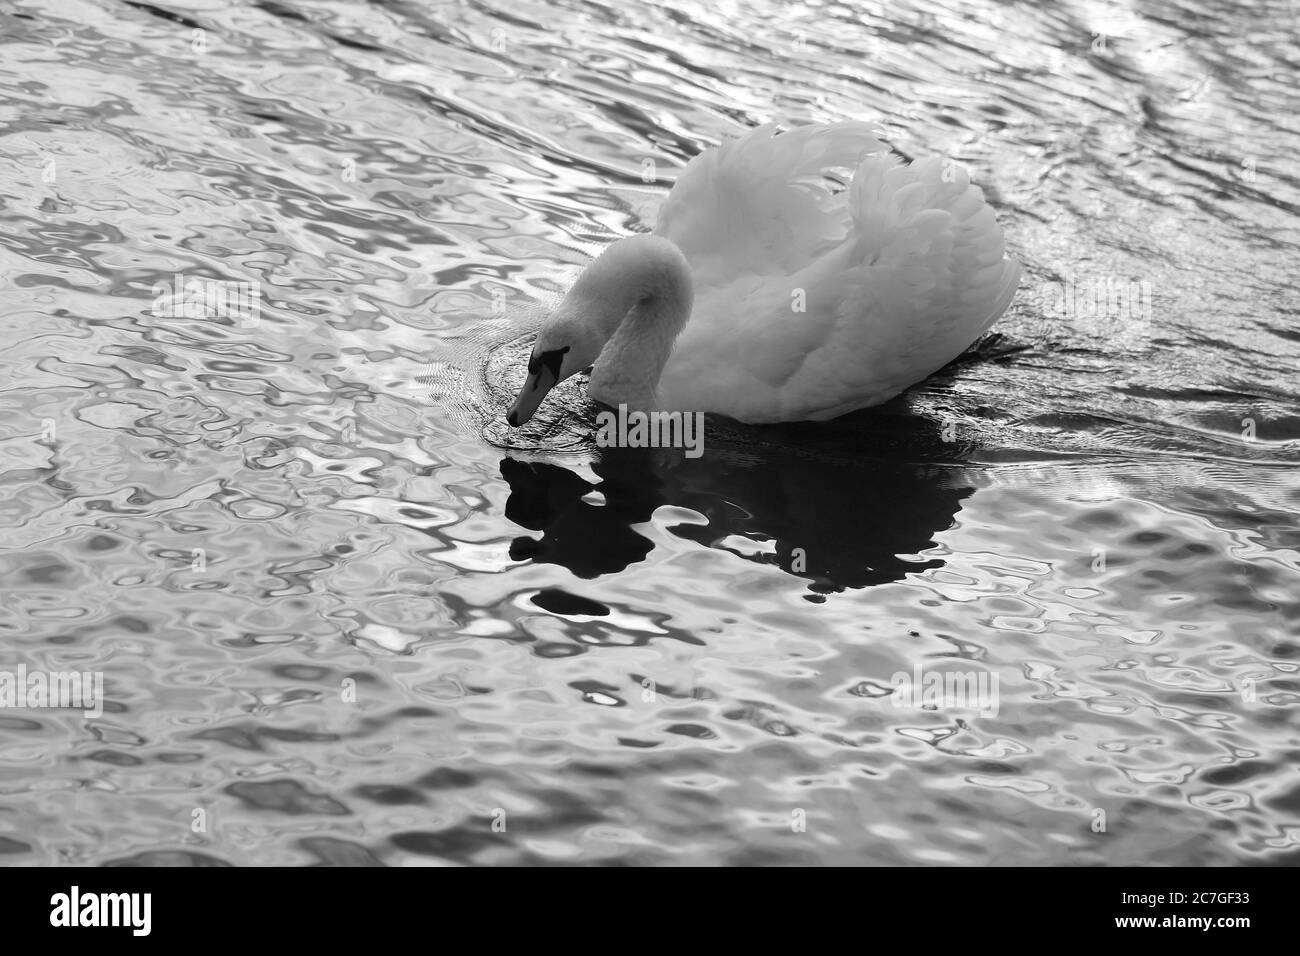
579,235,693,412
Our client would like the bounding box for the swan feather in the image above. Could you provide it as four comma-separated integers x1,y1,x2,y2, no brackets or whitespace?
651,124,1021,423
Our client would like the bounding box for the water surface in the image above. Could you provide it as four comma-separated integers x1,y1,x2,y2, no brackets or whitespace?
1,0,1298,865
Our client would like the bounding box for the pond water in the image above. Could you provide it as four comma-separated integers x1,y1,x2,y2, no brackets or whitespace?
1,0,1297,865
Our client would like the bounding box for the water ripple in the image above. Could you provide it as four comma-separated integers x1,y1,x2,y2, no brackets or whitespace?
0,0,1297,866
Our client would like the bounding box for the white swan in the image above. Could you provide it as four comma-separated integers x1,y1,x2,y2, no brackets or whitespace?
506,121,1020,427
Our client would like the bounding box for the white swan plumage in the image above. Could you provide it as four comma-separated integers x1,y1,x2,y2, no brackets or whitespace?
506,121,1020,427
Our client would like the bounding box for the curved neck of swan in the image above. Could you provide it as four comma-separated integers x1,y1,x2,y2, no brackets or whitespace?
572,235,694,412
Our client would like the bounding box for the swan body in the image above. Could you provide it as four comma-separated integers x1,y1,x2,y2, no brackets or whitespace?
506,121,1020,427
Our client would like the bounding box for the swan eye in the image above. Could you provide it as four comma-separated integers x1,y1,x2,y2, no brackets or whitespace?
528,345,570,378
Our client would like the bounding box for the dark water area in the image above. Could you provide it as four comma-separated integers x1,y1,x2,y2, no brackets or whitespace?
0,0,1297,865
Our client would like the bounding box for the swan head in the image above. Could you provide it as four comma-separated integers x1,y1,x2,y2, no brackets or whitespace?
505,313,604,427
505,235,694,427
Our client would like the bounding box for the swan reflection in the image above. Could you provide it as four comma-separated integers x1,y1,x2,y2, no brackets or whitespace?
500,402,977,593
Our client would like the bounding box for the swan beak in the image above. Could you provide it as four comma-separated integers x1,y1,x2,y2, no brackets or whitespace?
506,345,569,427
505,364,558,427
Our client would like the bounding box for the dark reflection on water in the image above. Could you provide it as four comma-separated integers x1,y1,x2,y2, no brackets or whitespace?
1,0,1298,866
504,404,975,591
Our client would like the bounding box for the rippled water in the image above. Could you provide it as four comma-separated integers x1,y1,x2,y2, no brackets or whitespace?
1,0,1298,866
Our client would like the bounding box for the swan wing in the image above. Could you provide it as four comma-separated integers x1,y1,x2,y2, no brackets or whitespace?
653,122,888,287
658,144,1020,422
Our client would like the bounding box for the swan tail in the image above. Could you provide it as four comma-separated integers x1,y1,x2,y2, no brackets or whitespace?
845,153,1020,345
